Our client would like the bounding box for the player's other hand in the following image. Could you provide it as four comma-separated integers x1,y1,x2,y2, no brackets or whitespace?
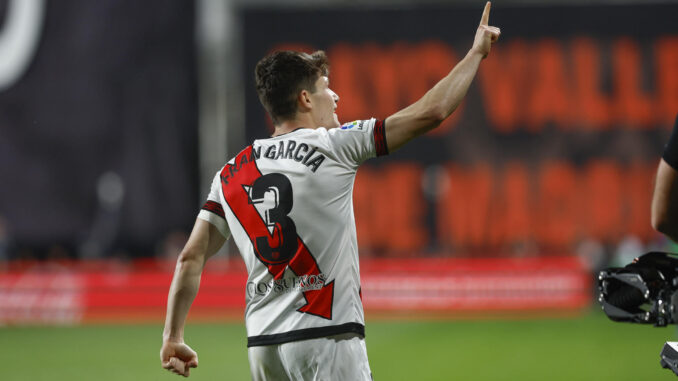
471,2,501,59
161,340,199,377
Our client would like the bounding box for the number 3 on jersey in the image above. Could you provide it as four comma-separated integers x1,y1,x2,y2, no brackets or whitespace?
246,173,297,265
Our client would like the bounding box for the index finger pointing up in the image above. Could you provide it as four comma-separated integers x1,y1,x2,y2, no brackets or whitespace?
480,1,491,26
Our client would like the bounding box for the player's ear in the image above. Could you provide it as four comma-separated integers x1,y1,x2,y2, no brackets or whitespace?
298,89,312,111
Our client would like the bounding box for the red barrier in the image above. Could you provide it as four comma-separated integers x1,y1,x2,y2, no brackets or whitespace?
0,257,592,324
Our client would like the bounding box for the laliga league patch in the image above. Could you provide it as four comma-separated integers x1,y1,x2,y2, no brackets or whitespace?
339,120,367,133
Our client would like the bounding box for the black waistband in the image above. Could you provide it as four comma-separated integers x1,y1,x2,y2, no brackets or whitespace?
247,322,365,347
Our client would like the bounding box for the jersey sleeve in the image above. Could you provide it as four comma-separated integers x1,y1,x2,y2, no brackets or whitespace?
197,169,231,239
326,118,389,167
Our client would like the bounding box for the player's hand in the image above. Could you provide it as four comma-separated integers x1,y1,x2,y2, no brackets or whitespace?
160,340,199,377
471,2,501,59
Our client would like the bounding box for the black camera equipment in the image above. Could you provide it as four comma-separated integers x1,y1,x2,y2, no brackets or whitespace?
597,251,678,376
598,251,678,326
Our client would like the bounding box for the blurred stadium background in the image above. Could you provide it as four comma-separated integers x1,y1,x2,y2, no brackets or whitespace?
1,0,678,379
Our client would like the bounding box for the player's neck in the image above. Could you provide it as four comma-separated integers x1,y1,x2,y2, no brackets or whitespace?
272,114,317,137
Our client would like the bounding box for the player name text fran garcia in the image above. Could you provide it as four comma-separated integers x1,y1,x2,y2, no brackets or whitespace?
222,140,327,186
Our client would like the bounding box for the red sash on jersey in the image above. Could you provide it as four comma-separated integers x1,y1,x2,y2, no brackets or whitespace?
221,146,334,320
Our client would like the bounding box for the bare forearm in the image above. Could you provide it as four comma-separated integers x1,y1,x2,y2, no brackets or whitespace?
652,159,678,242
411,51,483,123
385,52,482,151
163,255,205,341
161,219,226,343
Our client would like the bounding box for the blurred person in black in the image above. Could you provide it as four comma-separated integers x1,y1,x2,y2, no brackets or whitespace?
160,3,500,379
652,114,678,242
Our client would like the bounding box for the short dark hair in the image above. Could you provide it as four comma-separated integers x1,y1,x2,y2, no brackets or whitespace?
255,50,329,125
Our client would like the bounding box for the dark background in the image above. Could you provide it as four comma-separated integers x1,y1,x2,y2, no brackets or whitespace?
1,1,677,259
0,0,198,258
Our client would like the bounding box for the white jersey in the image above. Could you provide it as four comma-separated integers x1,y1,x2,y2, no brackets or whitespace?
198,118,388,347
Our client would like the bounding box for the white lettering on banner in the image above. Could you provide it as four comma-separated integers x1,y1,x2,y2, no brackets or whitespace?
0,271,84,324
361,273,590,310
0,0,45,91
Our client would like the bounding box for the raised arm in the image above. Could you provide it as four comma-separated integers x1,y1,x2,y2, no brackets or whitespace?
384,1,500,152
160,218,226,377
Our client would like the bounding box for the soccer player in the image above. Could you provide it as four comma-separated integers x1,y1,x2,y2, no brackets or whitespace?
652,113,678,242
160,2,500,379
